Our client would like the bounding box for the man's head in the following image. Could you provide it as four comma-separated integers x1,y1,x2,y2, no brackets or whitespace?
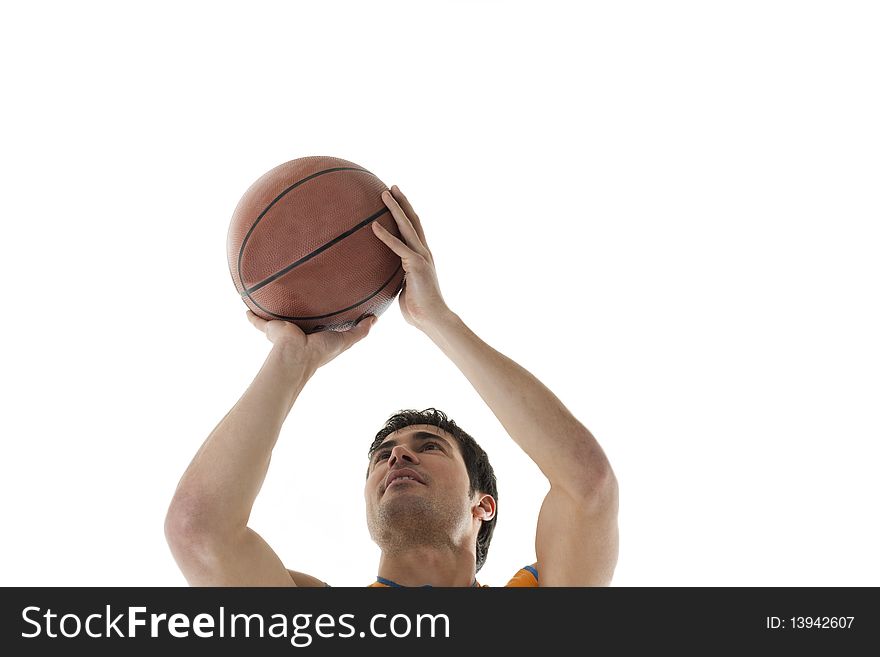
364,408,498,572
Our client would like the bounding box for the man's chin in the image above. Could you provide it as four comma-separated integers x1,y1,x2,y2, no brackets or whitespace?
377,492,433,517
368,495,435,541
382,479,427,496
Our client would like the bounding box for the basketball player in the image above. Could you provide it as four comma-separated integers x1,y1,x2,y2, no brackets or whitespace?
165,186,619,587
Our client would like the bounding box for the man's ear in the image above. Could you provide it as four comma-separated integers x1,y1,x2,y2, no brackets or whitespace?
473,494,496,522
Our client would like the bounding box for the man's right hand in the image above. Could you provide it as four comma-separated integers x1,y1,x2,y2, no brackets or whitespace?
246,310,378,371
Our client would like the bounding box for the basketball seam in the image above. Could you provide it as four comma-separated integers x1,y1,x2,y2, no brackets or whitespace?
241,205,390,296
245,263,403,322
235,165,377,295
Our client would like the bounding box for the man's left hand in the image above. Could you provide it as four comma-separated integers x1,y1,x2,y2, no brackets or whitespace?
372,185,453,333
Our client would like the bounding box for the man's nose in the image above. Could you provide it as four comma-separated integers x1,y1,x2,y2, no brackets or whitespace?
388,444,418,468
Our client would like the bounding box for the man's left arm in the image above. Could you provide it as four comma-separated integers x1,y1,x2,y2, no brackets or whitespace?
373,185,619,586
424,311,619,586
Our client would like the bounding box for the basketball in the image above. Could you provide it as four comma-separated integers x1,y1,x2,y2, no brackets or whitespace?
227,156,405,333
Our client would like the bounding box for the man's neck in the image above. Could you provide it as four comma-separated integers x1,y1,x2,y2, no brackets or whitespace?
377,546,477,587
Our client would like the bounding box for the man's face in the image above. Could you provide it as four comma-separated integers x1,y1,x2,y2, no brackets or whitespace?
364,424,475,548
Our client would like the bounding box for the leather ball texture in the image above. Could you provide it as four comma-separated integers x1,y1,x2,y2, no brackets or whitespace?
227,156,405,333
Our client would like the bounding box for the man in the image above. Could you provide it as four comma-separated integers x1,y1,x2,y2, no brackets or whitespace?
164,186,619,587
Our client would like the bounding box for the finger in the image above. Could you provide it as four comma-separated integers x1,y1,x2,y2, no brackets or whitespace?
246,310,268,332
382,190,429,258
355,312,377,328
371,220,421,263
343,315,378,348
391,185,430,254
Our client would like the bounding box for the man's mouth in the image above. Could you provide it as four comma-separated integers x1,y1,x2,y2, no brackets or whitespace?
384,469,426,493
387,476,418,487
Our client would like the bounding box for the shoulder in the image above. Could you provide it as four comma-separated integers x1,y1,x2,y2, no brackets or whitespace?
480,563,539,587
504,562,539,587
286,569,329,587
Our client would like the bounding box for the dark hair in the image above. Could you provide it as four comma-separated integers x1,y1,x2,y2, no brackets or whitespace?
368,408,498,572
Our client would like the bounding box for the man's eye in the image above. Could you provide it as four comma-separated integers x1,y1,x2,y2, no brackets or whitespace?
377,452,390,461
423,442,440,451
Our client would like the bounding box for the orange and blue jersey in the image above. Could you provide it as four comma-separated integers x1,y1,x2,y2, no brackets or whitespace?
367,564,539,588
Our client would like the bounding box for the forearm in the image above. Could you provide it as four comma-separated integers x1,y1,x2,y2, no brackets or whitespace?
167,343,316,535
424,311,613,494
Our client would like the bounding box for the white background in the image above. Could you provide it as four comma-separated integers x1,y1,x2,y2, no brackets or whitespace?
1,1,878,587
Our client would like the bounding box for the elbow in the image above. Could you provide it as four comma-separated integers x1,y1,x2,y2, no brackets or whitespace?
164,501,197,549
581,463,618,504
164,493,221,561
561,448,618,505
164,499,197,555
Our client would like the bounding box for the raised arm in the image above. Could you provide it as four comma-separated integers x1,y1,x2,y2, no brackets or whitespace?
421,312,619,586
163,310,377,586
373,186,619,586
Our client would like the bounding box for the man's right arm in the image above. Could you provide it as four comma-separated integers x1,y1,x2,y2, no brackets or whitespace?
164,342,316,586
164,311,377,586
